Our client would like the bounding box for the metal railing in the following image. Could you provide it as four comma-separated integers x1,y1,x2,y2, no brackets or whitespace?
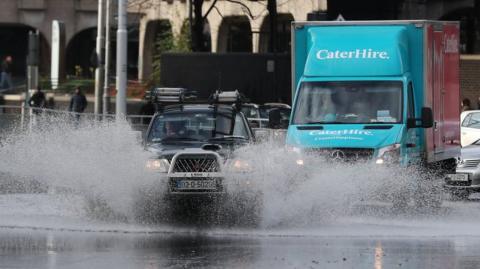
0,104,153,133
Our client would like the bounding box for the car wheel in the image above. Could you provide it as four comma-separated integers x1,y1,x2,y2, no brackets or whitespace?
448,190,470,201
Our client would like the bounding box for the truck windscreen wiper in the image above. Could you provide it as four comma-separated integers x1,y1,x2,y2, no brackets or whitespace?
303,121,348,124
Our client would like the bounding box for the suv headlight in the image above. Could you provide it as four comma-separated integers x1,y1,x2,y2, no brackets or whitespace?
228,159,252,173
376,144,401,164
146,158,170,172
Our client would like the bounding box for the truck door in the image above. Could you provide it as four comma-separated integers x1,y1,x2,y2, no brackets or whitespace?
406,82,421,163
433,30,445,153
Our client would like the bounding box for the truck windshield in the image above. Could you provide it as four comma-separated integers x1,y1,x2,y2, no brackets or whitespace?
292,81,403,124
147,111,249,143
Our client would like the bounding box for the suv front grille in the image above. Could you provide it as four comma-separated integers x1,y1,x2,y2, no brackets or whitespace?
306,148,374,162
172,154,220,172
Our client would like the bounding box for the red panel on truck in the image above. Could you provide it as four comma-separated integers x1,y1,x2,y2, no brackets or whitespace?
442,24,461,150
425,22,460,162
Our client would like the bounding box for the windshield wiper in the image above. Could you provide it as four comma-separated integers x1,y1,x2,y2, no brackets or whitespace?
156,137,201,142
209,135,248,141
303,121,347,124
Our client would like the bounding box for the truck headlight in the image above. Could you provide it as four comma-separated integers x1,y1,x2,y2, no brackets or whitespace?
286,145,302,153
286,145,304,166
376,144,401,164
146,158,170,172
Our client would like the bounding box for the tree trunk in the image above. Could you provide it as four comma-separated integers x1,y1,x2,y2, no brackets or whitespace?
193,0,206,51
267,0,278,53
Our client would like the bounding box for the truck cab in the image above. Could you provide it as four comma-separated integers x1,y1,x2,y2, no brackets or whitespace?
287,21,460,166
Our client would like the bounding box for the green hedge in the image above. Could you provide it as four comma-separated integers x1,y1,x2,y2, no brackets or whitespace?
40,78,95,94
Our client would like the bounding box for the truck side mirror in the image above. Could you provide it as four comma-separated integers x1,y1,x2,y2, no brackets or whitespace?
421,107,434,128
407,107,434,129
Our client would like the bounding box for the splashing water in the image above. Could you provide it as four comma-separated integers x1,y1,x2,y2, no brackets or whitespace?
0,117,479,235
0,116,156,220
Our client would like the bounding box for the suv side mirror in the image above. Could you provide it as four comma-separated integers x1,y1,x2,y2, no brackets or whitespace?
421,107,434,128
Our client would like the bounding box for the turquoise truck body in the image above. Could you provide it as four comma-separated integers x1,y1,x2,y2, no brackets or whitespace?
287,21,461,165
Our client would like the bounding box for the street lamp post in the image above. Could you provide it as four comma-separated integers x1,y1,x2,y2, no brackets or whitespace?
103,0,111,116
95,0,105,116
116,0,127,119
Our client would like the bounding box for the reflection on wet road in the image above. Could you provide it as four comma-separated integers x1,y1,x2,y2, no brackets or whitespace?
1,228,480,269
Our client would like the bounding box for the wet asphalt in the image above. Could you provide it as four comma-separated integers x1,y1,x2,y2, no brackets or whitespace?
0,222,480,269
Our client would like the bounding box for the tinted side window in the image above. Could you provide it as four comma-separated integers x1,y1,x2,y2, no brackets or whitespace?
464,113,480,129
462,114,472,127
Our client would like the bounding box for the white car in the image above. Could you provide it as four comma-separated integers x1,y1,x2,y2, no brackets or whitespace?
461,110,480,147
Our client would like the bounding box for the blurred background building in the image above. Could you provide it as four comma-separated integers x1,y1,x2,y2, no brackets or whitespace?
0,0,479,103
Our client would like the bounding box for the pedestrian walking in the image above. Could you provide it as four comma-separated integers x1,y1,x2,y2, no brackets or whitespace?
28,87,46,114
462,98,472,112
69,87,87,121
0,56,13,91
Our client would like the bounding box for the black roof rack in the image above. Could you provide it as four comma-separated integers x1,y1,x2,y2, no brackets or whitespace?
209,90,249,111
145,87,198,104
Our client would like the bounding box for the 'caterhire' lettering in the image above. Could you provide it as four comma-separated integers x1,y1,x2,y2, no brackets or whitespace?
316,49,390,60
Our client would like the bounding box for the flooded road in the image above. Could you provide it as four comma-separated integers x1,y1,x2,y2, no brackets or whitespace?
0,193,480,269
1,225,480,269
2,120,480,268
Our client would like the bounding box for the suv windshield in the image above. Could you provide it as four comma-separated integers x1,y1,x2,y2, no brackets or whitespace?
292,81,403,124
147,111,249,143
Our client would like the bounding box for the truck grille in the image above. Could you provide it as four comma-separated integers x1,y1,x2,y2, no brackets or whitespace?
172,154,220,172
306,148,374,162
462,159,480,168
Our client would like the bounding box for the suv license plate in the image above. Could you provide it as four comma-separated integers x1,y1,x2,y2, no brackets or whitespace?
176,180,216,190
447,174,469,182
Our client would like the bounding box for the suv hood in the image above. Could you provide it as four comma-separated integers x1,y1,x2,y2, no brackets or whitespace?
146,141,237,159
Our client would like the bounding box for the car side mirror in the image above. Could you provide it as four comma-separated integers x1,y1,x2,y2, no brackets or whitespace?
421,107,434,128
268,108,281,129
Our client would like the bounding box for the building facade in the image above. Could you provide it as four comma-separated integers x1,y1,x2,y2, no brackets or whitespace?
0,0,479,100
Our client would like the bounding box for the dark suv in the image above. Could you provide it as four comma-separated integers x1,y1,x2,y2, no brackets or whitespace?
140,89,261,225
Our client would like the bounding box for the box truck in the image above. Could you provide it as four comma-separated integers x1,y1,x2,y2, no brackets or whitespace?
284,21,461,203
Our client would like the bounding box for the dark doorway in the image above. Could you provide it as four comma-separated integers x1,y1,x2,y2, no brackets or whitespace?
0,24,49,79
66,28,96,78
218,16,252,52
